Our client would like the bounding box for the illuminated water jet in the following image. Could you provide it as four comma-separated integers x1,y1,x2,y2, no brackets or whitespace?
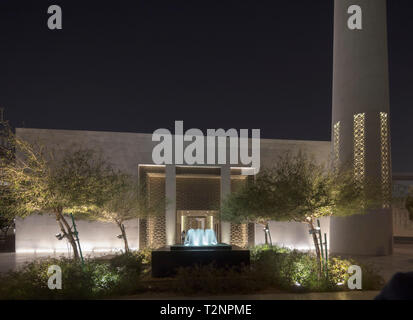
184,229,218,246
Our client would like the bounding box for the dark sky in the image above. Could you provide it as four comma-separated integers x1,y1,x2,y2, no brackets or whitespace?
0,0,412,172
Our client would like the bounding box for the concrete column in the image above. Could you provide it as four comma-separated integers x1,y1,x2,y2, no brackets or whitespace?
330,0,393,255
220,165,231,244
165,165,176,246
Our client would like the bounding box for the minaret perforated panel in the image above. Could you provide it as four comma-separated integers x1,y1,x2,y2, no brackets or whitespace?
353,113,366,184
333,121,341,171
380,112,391,208
330,0,393,255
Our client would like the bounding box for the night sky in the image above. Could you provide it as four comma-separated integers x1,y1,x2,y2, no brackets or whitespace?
0,1,412,172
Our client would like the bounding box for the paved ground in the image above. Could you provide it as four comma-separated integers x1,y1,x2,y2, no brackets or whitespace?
119,290,380,300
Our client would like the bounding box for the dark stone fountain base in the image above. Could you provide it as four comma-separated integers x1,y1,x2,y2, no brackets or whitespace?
151,244,250,277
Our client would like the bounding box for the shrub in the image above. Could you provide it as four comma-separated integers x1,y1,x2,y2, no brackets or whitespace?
328,256,384,290
251,245,384,292
135,248,152,265
0,253,144,300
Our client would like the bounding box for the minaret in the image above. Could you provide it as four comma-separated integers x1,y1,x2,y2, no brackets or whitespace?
330,0,393,255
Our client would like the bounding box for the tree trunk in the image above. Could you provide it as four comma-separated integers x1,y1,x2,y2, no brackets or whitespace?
55,210,79,260
263,222,273,246
266,222,273,247
264,225,268,245
308,221,322,278
118,222,129,253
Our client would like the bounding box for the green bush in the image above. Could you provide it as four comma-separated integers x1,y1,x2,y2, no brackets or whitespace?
168,245,384,295
0,253,144,300
251,245,384,292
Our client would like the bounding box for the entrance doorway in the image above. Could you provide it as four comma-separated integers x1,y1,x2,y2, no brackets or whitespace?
176,210,220,244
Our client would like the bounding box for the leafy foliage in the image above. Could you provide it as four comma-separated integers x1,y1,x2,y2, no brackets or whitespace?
222,152,382,274
1,134,118,217
0,133,121,258
250,245,384,292
82,173,164,252
223,152,381,225
0,253,144,299
171,245,384,295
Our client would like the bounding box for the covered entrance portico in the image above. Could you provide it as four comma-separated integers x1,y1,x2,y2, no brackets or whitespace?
138,165,254,249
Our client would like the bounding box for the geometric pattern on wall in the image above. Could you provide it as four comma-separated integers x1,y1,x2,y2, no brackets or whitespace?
230,223,249,248
380,112,391,208
139,218,148,249
147,215,166,248
146,176,166,248
230,176,253,247
176,177,220,211
353,113,366,184
333,121,340,172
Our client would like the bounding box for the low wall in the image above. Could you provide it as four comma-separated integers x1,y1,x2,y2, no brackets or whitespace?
15,214,139,254
254,217,330,251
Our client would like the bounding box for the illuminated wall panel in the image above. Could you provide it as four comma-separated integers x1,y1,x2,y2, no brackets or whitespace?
333,121,340,171
353,113,366,184
380,112,391,208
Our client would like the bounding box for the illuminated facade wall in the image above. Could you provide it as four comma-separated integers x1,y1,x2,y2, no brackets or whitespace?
15,128,331,253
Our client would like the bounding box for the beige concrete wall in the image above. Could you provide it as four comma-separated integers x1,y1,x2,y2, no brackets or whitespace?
15,128,332,252
254,217,330,251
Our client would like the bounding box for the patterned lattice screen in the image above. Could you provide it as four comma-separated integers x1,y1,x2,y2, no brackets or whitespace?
146,176,166,248
176,177,220,211
353,113,366,184
380,112,391,208
333,121,340,171
230,177,254,247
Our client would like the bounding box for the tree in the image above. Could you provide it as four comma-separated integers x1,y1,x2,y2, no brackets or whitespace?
0,188,16,239
0,120,15,240
222,152,381,276
221,169,279,245
0,133,116,259
86,173,164,253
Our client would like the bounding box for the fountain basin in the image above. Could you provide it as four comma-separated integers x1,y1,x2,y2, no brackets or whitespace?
152,245,250,277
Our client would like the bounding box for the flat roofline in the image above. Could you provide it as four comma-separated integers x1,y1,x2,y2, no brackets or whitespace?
16,127,331,144
393,173,413,181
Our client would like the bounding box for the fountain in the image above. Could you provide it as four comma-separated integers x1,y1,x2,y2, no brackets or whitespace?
152,228,250,277
184,229,218,246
